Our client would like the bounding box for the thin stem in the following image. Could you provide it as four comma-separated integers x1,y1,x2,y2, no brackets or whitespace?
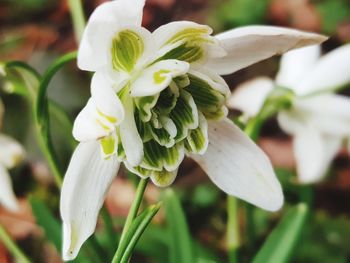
0,224,32,263
67,0,86,43
119,178,149,243
227,196,239,263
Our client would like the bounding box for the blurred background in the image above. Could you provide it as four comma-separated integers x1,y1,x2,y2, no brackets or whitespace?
1,0,350,262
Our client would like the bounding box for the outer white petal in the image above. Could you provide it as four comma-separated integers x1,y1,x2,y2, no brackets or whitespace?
206,26,327,75
276,45,321,90
190,118,283,211
293,129,341,184
0,164,18,211
228,77,274,117
60,141,120,261
277,109,305,135
119,95,143,166
130,60,190,97
78,0,146,71
91,71,125,125
295,95,350,136
0,134,25,169
295,44,350,95
72,99,112,142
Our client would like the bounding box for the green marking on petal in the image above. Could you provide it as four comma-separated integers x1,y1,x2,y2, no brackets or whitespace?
156,86,179,115
126,165,178,187
170,90,199,141
165,26,212,45
149,116,177,148
111,30,144,72
135,94,159,122
150,169,178,187
140,140,184,172
97,109,118,123
185,112,208,154
174,74,190,88
185,74,226,120
100,135,116,157
153,69,171,84
159,43,204,63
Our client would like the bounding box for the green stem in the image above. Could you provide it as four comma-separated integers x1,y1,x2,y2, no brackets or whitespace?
227,196,239,263
36,51,78,187
0,224,32,263
67,0,86,43
119,178,149,244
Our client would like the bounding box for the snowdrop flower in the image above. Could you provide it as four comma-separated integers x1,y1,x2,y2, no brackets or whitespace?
229,44,350,184
0,98,25,211
60,0,326,259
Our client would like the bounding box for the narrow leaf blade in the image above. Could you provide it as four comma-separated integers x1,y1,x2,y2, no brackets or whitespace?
163,189,195,263
252,204,309,263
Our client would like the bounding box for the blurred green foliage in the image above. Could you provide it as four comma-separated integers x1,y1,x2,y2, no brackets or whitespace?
315,0,350,34
214,0,269,30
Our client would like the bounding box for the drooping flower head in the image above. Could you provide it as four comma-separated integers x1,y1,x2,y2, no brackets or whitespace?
0,98,25,211
60,0,326,260
229,44,350,183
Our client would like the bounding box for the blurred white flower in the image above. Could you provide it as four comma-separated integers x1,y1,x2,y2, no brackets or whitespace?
60,0,326,259
229,44,350,184
0,98,25,211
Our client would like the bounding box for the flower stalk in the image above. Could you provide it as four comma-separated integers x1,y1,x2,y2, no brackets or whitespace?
119,177,149,244
0,223,32,263
67,0,86,43
227,196,239,263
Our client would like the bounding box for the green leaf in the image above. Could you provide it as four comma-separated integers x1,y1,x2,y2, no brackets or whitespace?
252,204,309,263
112,203,161,263
163,189,195,263
29,196,62,251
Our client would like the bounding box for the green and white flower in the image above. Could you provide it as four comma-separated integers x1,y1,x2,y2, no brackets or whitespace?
60,0,326,260
229,44,350,184
0,98,25,211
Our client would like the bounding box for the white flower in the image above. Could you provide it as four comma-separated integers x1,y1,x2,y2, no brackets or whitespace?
60,0,326,260
229,44,350,184
0,98,25,211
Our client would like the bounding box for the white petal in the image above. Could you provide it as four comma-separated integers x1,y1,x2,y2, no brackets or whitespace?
276,45,321,90
0,134,25,169
60,141,120,260
206,26,327,75
78,0,146,71
0,164,18,211
295,44,350,95
190,118,283,211
228,77,274,117
293,129,341,183
91,71,125,125
72,99,111,142
119,95,143,166
277,110,305,135
130,60,190,97
294,95,350,136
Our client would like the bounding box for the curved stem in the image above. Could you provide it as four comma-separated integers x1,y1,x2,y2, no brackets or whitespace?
35,51,77,187
0,223,32,263
119,178,149,244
